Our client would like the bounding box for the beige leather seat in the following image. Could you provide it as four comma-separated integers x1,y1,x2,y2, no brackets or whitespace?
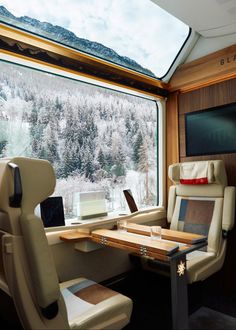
167,160,235,283
0,157,132,329
141,160,235,284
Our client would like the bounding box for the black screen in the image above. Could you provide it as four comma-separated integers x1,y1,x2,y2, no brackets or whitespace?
185,102,236,156
40,196,65,227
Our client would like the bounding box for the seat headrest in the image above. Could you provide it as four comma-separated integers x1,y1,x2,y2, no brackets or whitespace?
169,160,227,186
0,157,56,214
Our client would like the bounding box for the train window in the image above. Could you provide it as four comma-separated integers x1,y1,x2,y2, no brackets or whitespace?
0,59,159,219
0,0,189,78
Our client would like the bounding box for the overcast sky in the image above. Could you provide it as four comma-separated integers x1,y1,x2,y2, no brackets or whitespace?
0,0,189,76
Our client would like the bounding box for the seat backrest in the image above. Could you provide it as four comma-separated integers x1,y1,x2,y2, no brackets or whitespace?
0,157,69,329
167,160,235,254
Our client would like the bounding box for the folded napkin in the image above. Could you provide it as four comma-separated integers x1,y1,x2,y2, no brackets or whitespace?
180,161,214,184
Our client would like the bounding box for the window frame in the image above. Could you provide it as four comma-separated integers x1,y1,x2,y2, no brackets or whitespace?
0,50,166,212
0,22,169,98
160,28,192,80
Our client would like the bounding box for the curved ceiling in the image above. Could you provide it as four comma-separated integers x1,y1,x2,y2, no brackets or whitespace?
152,0,236,37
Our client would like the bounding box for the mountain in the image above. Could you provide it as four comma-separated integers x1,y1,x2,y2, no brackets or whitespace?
0,5,15,19
0,5,156,77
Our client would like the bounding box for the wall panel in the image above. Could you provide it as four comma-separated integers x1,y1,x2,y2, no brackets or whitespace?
166,91,179,192
179,78,236,187
178,78,236,292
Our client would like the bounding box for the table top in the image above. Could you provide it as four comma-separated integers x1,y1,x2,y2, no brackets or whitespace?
125,223,207,244
60,223,207,261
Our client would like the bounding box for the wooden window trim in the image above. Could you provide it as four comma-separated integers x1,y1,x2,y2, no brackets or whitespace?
0,23,169,98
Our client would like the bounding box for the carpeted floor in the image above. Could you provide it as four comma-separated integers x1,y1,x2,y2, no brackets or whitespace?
108,268,236,330
189,307,236,330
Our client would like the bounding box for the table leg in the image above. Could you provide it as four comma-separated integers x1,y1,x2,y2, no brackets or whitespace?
170,255,188,330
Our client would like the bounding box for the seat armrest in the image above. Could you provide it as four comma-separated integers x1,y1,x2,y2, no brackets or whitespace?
167,186,176,223
222,186,236,231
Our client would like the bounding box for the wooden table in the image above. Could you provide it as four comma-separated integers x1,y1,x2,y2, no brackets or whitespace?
60,224,207,330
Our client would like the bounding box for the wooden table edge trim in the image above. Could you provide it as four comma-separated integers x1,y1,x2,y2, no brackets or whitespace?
91,230,179,256
59,232,91,242
92,236,169,261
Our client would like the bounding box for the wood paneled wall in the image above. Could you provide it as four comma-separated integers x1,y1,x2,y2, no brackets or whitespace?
166,44,236,292
166,91,179,191
178,78,236,187
170,43,236,93
173,78,236,292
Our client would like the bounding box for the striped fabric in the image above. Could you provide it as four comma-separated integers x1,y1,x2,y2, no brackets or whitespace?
61,279,118,322
179,161,213,184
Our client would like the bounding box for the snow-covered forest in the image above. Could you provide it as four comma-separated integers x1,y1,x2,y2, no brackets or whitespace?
0,60,158,218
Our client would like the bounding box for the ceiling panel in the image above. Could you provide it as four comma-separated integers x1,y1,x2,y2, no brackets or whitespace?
152,0,236,37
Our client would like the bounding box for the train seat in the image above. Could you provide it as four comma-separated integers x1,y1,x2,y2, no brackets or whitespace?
167,160,235,283
140,160,235,283
0,157,132,329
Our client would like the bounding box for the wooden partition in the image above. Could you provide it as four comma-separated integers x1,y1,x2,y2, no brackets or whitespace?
178,78,236,292
166,91,179,191
167,44,236,292
178,79,236,184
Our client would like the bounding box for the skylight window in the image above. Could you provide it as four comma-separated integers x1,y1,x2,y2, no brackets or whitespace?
0,0,189,78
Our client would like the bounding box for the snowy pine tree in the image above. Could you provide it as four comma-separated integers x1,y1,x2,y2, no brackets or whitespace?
0,60,158,215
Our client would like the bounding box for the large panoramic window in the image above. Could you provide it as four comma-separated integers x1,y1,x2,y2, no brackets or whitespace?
0,60,158,218
0,0,189,78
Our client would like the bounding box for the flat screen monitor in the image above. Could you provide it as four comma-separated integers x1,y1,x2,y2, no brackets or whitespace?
123,189,138,213
40,196,65,227
185,102,236,156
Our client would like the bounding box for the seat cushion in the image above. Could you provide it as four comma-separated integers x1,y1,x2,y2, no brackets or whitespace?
60,277,132,330
186,244,226,283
